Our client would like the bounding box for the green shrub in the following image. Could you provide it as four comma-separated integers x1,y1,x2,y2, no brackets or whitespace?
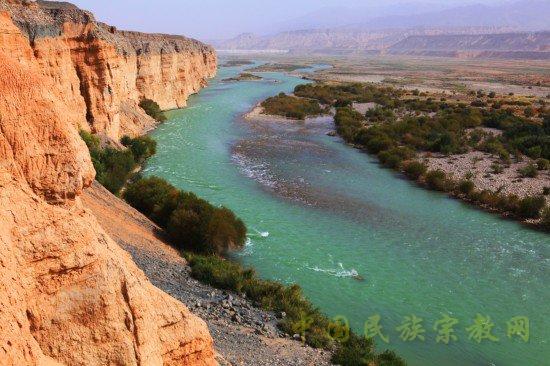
80,131,137,194
334,107,365,143
335,99,352,108
377,350,407,366
96,148,136,193
121,135,157,163
480,138,510,162
261,93,323,120
80,130,101,151
458,180,475,195
425,170,449,191
139,98,167,122
365,107,395,122
124,177,246,254
515,196,546,219
476,190,501,207
543,187,550,196
471,99,486,107
378,151,402,169
188,254,251,291
402,161,427,180
365,135,394,154
123,176,177,225
536,158,549,170
518,164,538,178
377,147,415,169
494,194,520,213
332,333,375,366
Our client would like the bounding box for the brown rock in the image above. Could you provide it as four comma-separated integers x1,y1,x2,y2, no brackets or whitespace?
0,3,217,365
0,0,217,141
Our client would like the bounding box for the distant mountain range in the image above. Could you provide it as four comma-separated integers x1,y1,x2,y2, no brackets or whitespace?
348,0,549,31
211,0,550,59
388,31,550,59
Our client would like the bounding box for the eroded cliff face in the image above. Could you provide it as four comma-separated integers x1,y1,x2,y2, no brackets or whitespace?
0,2,217,365
1,0,217,141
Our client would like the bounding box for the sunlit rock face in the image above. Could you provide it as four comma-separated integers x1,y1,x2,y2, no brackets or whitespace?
1,0,217,141
0,2,217,365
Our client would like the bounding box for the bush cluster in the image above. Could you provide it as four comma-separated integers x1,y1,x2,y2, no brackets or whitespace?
294,83,403,107
402,161,427,180
80,131,137,193
378,147,415,169
295,83,550,163
536,158,549,170
261,83,550,228
121,135,157,163
518,164,538,178
139,98,167,122
464,189,546,219
124,177,246,254
261,93,324,120
425,170,452,191
186,254,405,365
458,180,475,194
516,196,546,219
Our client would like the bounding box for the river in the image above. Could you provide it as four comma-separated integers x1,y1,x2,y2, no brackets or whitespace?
143,61,549,366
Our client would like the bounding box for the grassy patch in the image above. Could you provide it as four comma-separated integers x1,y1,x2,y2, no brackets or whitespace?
261,93,325,120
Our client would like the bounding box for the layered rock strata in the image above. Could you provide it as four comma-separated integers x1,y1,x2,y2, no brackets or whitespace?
1,0,217,141
0,1,217,365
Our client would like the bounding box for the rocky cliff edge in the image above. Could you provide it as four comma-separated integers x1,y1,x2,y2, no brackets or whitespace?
0,0,217,141
0,1,217,365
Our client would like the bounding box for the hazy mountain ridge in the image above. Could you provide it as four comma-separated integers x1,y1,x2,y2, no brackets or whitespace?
390,31,550,52
213,0,549,59
388,31,550,59
352,0,550,30
214,29,550,59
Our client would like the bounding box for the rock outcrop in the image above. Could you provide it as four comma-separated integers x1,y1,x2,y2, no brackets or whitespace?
0,1,217,365
0,0,217,141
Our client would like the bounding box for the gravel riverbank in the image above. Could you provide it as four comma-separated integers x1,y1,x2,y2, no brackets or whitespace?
83,182,333,366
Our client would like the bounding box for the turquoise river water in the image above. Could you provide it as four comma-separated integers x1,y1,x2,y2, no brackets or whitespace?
144,62,549,366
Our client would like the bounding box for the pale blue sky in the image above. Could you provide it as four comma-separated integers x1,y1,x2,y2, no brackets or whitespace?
70,0,504,40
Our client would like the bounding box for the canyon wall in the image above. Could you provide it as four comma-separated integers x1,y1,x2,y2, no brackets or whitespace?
0,1,217,365
1,0,217,141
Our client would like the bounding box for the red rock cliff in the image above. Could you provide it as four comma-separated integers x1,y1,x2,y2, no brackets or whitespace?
0,1,217,365
1,0,217,141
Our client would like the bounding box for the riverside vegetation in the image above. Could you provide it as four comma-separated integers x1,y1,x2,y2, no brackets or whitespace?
80,99,406,366
261,92,326,120
79,98,165,193
261,83,550,230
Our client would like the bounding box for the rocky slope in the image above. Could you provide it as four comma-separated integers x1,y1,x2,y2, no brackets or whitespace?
0,0,217,141
82,182,333,366
0,1,217,365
